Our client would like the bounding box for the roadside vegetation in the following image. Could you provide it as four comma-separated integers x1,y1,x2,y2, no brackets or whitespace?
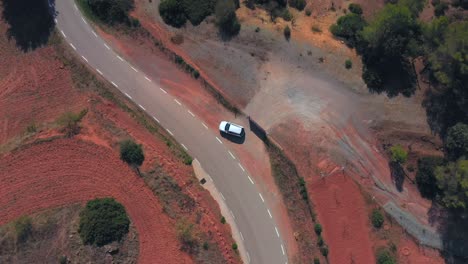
120,139,145,167
77,0,140,27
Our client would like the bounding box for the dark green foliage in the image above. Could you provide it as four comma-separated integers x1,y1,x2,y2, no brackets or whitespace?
298,177,309,201
1,0,54,51
176,218,199,253
59,256,68,264
390,145,408,164
416,156,445,199
79,198,130,246
14,216,32,243
436,160,468,209
348,3,363,15
306,9,312,16
58,109,88,137
317,235,324,246
284,25,291,40
182,0,217,25
371,209,384,228
159,0,187,28
221,216,226,224
450,0,468,8
345,59,352,69
289,0,307,11
215,0,241,37
376,249,396,264
86,0,134,25
314,257,320,264
232,243,238,250
446,123,468,160
320,245,329,257
314,223,322,235
423,16,450,48
434,1,449,16
329,13,367,48
119,139,145,167
203,241,209,250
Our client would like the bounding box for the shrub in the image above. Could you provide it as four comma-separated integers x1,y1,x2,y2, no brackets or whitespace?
221,216,226,224
329,13,367,48
284,25,291,40
317,235,324,246
120,139,145,167
59,256,68,264
281,9,293,21
314,223,322,235
434,2,449,16
86,0,134,25
159,0,187,28
348,3,363,15
79,198,130,246
306,9,312,16
203,241,209,250
232,243,238,250
58,109,88,137
176,218,199,252
445,123,468,160
390,145,408,164
371,209,384,228
314,257,320,264
312,25,322,32
14,216,32,243
289,0,307,11
345,59,352,69
416,156,445,199
320,245,329,257
376,248,396,264
215,0,241,37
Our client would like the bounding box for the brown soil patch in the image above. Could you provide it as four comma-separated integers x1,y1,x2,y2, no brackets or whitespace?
0,139,191,264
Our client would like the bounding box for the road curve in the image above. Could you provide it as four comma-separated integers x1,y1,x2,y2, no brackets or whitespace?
53,1,288,264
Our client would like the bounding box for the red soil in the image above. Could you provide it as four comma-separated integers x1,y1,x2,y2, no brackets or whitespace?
310,173,375,264
0,139,192,264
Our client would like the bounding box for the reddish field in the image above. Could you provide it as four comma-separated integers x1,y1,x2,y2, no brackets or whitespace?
0,139,192,264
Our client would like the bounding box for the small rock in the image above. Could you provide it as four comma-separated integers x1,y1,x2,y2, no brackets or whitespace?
104,244,119,255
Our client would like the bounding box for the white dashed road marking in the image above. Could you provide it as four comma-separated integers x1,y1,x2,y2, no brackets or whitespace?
202,123,208,129
81,56,88,63
104,44,110,50
131,66,138,72
160,88,167,94
166,129,174,136
248,176,254,185
92,30,97,37
230,210,235,219
117,55,124,62
152,116,160,123
181,144,188,151
281,244,285,255
69,43,76,50
275,227,280,237
240,232,244,241
111,81,118,88
74,4,78,10
138,104,146,111
247,252,251,263
228,151,236,159
238,163,245,172
144,76,151,82
220,193,225,201
259,193,265,202
124,92,132,99
81,17,87,24
216,137,223,144
60,30,66,38
96,69,103,76
188,110,195,117
267,209,273,218
174,99,181,106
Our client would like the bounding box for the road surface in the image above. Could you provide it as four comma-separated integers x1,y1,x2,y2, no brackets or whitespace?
53,1,288,264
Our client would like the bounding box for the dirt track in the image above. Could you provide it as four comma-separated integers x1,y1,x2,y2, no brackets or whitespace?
0,138,192,264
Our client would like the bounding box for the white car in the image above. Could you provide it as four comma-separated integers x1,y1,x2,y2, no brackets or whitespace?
219,121,245,137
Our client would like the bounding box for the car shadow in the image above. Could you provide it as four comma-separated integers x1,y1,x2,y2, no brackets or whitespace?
219,131,245,144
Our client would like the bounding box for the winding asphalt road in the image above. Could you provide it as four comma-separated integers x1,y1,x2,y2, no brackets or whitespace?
53,1,288,264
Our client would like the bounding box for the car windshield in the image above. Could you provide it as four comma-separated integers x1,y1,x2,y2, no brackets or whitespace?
225,123,230,131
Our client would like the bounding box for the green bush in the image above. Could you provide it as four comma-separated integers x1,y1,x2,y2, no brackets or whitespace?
320,245,329,257
345,59,352,69
376,248,396,264
348,3,363,15
221,216,226,224
314,223,322,235
215,0,241,37
416,156,445,199
289,0,307,11
445,123,468,160
306,9,312,16
79,198,130,246
329,13,367,48
390,145,408,164
85,0,134,25
284,25,291,40
434,2,449,16
281,9,293,21
159,0,187,28
232,243,238,250
371,209,384,228
14,216,32,243
317,235,324,246
58,109,88,137
120,139,145,167
314,257,320,264
435,160,468,209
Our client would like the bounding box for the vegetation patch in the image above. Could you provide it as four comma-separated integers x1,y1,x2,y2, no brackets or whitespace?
120,139,145,167
14,216,33,243
77,0,140,27
371,209,384,228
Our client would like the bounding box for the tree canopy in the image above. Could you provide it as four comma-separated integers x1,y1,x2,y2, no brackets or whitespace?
215,0,241,37
436,160,468,209
86,0,134,25
120,139,145,167
445,123,468,160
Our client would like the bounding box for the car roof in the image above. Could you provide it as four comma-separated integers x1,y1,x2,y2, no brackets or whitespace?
228,123,243,134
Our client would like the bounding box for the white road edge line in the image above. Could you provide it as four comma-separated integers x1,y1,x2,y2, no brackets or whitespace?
96,69,103,76
238,163,245,172
166,129,174,136
117,55,124,62
92,30,97,37
174,99,182,106
188,110,195,117
69,43,76,50
216,137,223,144
160,88,167,94
240,232,244,241
124,92,132,99
228,151,236,159
247,175,255,185
81,17,88,24
74,4,78,10
60,30,66,38
202,123,208,129
104,43,110,50
281,244,285,255
144,76,152,82
111,81,118,88
275,227,280,237
259,193,265,202
152,116,160,123
267,209,273,218
54,19,58,23
138,104,146,111
181,143,188,151
247,252,251,263
131,66,138,72
81,56,88,63
230,210,235,219
220,193,225,201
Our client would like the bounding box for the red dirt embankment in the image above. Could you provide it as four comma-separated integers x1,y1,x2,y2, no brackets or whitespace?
0,139,192,264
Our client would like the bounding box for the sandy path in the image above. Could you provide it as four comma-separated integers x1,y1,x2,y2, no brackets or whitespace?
0,138,192,264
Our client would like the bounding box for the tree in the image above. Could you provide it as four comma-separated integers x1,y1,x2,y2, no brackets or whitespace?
445,123,468,160
436,160,468,209
79,198,130,246
86,0,134,25
314,223,322,235
159,0,187,28
371,209,384,228
376,248,396,264
215,0,241,37
390,145,408,164
329,13,367,48
416,156,445,199
120,139,145,167
348,3,363,15
289,0,306,11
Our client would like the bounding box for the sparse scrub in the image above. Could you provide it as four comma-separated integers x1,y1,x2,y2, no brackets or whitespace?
26,123,37,134
281,9,293,21
376,248,396,264
120,139,145,167
312,25,322,32
176,218,200,253
298,177,308,201
317,235,324,246
371,209,384,228
314,257,320,264
79,198,130,246
14,216,32,243
345,59,352,69
57,109,88,137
